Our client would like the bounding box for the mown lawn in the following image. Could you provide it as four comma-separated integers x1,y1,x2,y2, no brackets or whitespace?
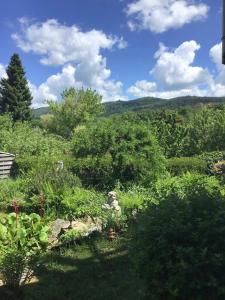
0,237,145,300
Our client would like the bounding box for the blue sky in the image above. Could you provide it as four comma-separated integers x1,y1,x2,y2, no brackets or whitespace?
0,0,224,107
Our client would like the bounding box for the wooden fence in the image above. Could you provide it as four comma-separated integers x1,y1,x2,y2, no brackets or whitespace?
0,152,15,179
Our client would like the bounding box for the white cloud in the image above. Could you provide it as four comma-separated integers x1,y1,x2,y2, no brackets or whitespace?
127,80,157,97
30,64,77,107
210,42,222,66
0,64,6,79
126,0,209,33
128,40,214,99
128,81,207,99
12,18,127,66
208,42,225,96
13,19,127,106
151,40,210,89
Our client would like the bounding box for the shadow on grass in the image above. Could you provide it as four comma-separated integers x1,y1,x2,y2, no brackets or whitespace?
0,238,145,300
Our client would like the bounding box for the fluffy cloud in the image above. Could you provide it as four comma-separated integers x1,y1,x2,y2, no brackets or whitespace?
126,0,209,33
128,40,215,99
151,40,210,89
208,42,225,96
210,42,222,66
30,64,77,107
12,19,127,106
128,81,207,99
12,18,127,66
127,80,157,97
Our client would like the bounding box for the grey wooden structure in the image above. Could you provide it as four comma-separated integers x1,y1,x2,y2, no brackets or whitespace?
0,152,15,179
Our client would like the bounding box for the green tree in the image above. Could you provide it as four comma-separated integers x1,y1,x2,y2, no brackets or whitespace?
0,54,32,121
46,88,104,138
184,106,225,156
71,116,166,189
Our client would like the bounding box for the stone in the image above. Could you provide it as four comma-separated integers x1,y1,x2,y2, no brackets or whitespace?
49,217,103,248
71,216,102,234
70,221,89,233
50,219,70,239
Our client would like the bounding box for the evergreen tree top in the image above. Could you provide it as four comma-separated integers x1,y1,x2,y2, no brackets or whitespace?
0,53,33,121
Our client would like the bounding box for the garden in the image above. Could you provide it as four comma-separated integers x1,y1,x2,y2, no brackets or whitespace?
1,54,225,299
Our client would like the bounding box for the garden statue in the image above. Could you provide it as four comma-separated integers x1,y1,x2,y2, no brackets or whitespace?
56,160,64,171
102,191,121,216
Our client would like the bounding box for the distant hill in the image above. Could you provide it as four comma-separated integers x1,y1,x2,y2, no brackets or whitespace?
33,96,225,118
33,106,50,118
103,96,225,116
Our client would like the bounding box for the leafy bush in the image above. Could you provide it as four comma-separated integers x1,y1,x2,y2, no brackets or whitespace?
0,213,49,288
71,117,166,189
59,229,82,245
115,186,154,211
45,88,104,138
153,173,224,204
102,210,128,232
22,161,81,217
0,115,67,157
0,178,26,210
166,157,207,175
61,187,105,219
0,114,70,180
198,151,225,163
24,157,81,194
0,248,28,288
133,174,225,299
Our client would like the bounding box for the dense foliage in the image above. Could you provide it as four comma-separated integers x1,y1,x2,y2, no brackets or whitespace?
1,80,225,298
0,213,49,288
133,174,225,299
0,115,66,158
43,88,103,138
71,116,166,188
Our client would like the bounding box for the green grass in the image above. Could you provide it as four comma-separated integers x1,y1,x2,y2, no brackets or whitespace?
0,237,145,300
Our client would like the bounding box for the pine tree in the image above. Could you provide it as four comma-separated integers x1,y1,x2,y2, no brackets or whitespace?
0,54,33,121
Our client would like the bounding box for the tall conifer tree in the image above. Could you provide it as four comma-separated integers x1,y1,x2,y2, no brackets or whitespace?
0,54,32,121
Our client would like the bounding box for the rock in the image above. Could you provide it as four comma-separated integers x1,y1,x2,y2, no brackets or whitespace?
49,217,103,248
70,221,88,233
71,216,102,234
49,219,70,239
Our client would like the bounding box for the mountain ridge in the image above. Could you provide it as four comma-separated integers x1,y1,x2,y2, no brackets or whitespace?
33,96,225,118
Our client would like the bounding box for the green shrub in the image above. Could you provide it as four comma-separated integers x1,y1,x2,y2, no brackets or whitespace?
46,88,104,138
102,210,128,232
153,173,224,203
133,174,225,299
59,229,82,245
0,115,67,157
0,248,28,288
115,186,154,211
62,187,105,219
0,213,49,288
198,151,225,163
71,117,166,189
24,157,81,194
166,157,207,175
0,178,26,210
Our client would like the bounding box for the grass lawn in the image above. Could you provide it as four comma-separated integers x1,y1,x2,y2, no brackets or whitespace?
0,237,145,300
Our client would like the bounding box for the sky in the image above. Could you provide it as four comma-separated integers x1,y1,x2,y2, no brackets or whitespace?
0,0,224,107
